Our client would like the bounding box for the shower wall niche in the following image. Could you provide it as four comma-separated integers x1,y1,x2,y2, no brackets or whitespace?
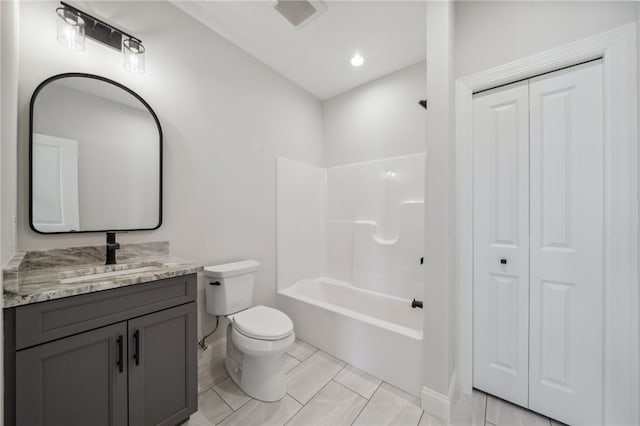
277,153,425,301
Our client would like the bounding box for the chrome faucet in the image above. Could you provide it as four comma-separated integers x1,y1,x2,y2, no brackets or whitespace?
106,232,121,265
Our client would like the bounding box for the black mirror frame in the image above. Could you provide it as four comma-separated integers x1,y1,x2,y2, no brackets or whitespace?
29,72,163,234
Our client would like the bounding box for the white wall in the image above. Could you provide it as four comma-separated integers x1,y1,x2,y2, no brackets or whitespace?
422,0,456,409
276,158,326,290
0,2,20,423
15,1,324,343
2,0,19,267
455,1,638,78
1,6,3,425
323,61,426,167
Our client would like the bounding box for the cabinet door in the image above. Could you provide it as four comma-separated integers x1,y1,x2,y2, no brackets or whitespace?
16,322,128,426
128,302,197,426
472,81,530,407
529,60,604,425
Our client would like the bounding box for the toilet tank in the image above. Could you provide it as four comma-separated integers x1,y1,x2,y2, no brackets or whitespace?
203,260,260,316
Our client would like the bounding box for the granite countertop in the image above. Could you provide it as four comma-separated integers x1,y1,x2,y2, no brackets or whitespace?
3,241,202,308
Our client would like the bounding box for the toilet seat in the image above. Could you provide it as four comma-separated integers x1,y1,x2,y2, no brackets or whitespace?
230,305,294,341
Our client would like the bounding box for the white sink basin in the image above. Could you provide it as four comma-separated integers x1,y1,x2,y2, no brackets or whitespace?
60,266,159,284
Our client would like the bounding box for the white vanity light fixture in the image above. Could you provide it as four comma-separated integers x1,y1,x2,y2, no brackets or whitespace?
123,38,145,74
56,6,85,51
350,52,365,67
55,2,146,74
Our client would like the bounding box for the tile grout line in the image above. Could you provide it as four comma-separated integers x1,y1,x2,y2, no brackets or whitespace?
284,351,318,377
283,379,338,426
288,360,347,407
286,392,306,407
285,340,319,362
214,406,236,426
350,379,383,426
282,354,349,426
211,377,253,413
484,391,489,424
212,401,236,426
332,365,383,400
281,402,304,426
212,389,260,426
416,410,425,426
483,392,558,426
282,393,305,426
209,386,235,413
233,395,253,413
330,378,371,401
285,350,313,363
198,384,214,395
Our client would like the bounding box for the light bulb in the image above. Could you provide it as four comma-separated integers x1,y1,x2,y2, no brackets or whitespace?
56,7,85,51
350,53,364,67
123,38,146,74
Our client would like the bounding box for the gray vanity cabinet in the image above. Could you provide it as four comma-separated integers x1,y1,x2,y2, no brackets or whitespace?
128,303,197,426
16,322,129,426
4,274,198,426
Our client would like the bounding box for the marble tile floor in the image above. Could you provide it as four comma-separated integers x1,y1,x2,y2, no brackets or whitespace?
189,338,565,426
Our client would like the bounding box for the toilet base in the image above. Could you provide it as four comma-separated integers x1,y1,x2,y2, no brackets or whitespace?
225,355,287,402
224,324,294,402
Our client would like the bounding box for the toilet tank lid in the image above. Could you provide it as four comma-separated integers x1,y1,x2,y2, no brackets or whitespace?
204,260,260,278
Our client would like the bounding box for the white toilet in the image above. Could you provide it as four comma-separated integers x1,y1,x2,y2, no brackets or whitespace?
204,260,295,402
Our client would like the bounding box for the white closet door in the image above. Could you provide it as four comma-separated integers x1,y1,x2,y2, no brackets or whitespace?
472,81,530,407
32,133,80,232
529,60,604,425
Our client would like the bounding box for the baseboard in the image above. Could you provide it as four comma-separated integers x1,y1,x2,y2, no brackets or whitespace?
421,371,457,422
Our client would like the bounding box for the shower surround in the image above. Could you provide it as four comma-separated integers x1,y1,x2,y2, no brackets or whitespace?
276,153,425,395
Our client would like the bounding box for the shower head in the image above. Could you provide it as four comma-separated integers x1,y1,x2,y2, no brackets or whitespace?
418,100,427,110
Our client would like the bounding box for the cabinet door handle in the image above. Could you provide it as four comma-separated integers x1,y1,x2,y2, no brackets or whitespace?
117,335,124,373
133,330,140,366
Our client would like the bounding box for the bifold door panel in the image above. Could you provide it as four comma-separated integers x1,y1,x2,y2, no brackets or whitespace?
528,61,604,425
472,60,604,425
472,81,530,408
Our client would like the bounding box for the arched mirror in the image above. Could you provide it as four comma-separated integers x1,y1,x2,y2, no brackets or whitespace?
29,73,162,233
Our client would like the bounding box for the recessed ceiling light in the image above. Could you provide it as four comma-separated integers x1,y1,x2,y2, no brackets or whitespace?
350,53,364,67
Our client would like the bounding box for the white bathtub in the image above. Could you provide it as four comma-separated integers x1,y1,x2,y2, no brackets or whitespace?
278,278,423,396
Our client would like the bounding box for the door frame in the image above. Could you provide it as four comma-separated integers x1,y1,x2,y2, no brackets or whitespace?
455,24,638,425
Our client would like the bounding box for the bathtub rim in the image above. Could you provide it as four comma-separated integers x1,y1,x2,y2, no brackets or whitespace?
279,277,423,341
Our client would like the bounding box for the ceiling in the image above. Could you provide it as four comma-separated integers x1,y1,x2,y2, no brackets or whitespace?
171,1,426,100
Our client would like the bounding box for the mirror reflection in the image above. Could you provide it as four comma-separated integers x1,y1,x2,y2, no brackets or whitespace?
30,74,162,233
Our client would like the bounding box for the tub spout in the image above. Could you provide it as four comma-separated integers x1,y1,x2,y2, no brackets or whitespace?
411,299,423,309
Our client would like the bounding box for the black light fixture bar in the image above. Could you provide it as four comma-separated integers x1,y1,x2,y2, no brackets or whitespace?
60,2,141,51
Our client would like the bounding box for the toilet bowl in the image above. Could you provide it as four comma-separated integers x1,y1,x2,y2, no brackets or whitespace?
224,305,295,401
204,261,295,402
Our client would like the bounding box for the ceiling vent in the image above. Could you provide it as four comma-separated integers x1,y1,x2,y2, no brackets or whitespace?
274,0,326,28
